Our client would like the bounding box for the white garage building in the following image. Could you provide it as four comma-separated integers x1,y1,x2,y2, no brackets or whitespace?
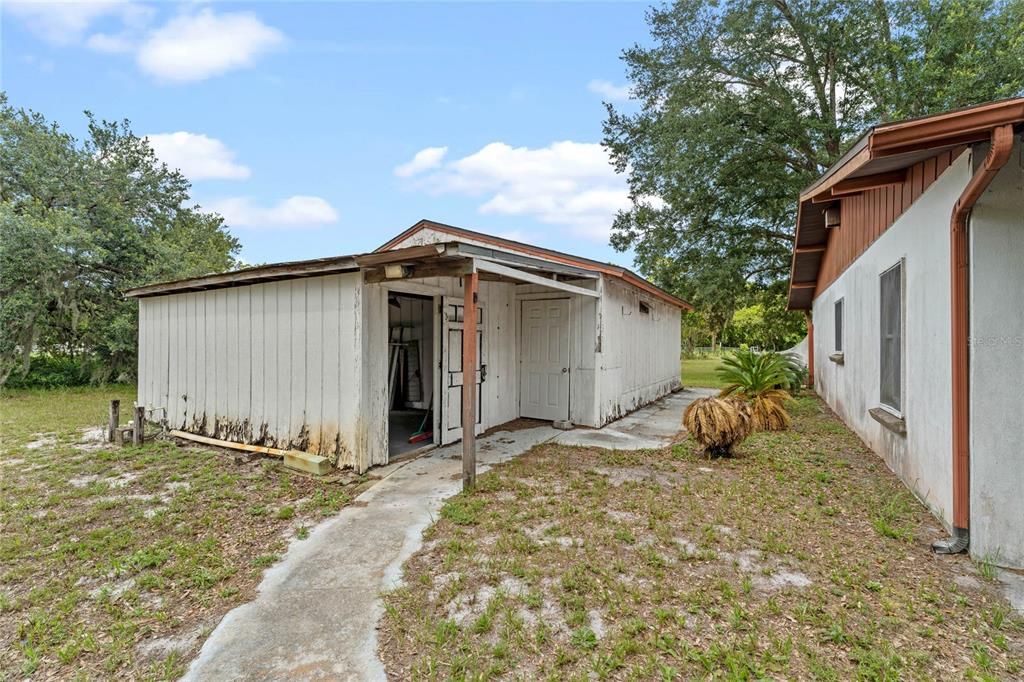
127,220,690,473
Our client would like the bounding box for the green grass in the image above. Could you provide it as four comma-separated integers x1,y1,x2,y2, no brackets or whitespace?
681,355,727,389
380,395,1024,680
0,385,364,679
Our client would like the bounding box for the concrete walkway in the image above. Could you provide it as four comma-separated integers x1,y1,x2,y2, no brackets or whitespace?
182,388,713,681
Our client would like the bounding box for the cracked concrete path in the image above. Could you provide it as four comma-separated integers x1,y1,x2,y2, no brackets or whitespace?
182,388,711,681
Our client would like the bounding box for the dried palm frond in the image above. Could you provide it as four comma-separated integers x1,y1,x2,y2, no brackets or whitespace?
683,397,747,458
750,394,792,431
722,396,754,440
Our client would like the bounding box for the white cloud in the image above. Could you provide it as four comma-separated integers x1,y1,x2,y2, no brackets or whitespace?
136,9,284,83
6,3,282,83
207,196,339,230
403,140,631,242
4,1,135,45
587,79,631,102
145,132,251,181
85,31,134,54
394,146,448,178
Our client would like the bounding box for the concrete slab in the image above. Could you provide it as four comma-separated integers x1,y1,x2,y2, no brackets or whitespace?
182,389,705,681
997,568,1024,616
554,388,717,450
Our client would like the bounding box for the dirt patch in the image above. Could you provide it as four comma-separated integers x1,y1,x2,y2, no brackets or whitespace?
481,417,549,436
592,465,683,487
380,396,1024,680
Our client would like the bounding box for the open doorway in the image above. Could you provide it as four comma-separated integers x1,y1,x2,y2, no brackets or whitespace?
388,292,435,459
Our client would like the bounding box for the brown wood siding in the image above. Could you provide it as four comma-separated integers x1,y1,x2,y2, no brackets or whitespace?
816,148,964,293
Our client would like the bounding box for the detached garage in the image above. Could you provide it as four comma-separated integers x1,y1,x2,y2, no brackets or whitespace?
126,220,690,472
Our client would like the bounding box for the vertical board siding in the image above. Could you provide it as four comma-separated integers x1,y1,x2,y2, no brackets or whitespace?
138,267,683,470
321,280,342,457
251,286,266,441
597,277,682,425
137,272,366,470
817,148,964,294
305,278,324,454
289,280,306,449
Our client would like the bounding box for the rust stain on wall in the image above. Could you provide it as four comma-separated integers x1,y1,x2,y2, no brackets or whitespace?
175,412,356,470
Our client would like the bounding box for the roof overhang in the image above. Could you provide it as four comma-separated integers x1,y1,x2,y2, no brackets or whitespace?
787,97,1024,310
357,242,601,299
123,255,361,298
127,220,693,310
377,219,693,310
126,241,603,299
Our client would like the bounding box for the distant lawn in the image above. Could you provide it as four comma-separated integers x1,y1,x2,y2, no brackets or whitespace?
681,355,727,389
0,386,366,678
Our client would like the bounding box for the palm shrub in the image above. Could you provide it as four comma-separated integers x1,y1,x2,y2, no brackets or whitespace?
683,397,748,458
779,352,808,394
716,349,793,431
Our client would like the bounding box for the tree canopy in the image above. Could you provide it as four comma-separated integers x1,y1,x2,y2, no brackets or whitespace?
604,0,1024,341
0,94,240,386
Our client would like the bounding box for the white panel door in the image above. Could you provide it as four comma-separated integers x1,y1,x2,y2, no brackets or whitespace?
519,299,570,421
441,297,486,444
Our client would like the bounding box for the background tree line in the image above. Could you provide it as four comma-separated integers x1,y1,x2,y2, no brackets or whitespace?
605,0,1024,349
0,94,240,387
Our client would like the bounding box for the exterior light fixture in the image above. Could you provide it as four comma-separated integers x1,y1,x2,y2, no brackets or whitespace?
825,205,841,229
384,264,411,279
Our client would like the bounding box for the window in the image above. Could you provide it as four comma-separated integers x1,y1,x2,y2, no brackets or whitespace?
834,298,844,352
639,301,651,315
879,262,903,412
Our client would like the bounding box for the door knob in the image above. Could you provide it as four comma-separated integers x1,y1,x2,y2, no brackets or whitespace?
561,367,568,373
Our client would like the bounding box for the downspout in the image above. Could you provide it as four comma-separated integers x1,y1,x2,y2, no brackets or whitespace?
933,124,1015,555
804,311,814,388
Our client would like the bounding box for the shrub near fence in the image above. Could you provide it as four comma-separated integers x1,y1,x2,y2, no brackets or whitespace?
4,355,95,389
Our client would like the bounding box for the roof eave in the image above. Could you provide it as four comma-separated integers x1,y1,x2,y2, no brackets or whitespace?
787,97,1024,309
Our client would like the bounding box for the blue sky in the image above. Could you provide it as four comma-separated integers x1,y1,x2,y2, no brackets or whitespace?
1,1,655,267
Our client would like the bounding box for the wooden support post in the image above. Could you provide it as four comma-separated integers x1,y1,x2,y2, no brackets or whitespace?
108,400,120,442
133,405,145,446
462,268,479,490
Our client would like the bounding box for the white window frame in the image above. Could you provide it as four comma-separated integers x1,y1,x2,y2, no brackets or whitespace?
834,297,844,353
878,260,905,416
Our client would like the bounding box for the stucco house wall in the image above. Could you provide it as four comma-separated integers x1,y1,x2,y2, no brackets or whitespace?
811,151,971,529
969,136,1024,566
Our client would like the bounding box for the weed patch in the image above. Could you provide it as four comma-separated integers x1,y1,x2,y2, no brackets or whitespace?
0,385,361,678
380,395,1024,679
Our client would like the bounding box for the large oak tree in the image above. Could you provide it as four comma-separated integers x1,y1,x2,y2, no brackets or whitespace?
604,0,1024,343
0,96,241,385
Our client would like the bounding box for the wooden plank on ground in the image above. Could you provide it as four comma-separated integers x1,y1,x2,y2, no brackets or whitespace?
168,429,289,457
